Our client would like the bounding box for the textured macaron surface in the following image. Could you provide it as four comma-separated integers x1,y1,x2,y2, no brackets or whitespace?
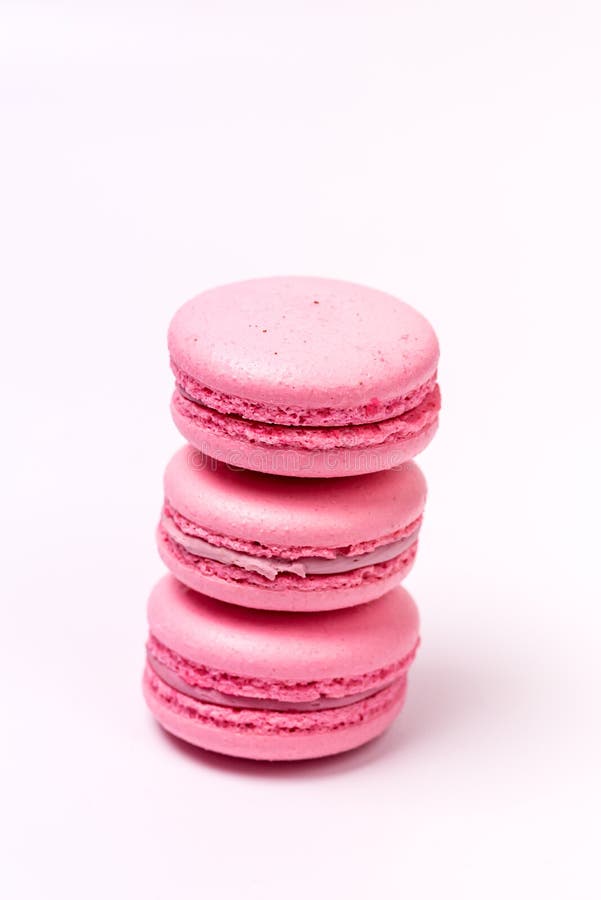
158,523,418,597
158,447,424,606
144,577,419,757
163,446,426,553
144,663,408,738
168,276,439,425
147,576,420,684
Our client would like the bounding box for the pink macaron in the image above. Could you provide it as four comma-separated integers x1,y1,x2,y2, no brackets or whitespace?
169,276,440,477
143,575,420,761
157,445,427,612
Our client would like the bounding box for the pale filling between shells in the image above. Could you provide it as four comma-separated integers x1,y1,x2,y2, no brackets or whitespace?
147,654,399,712
146,635,419,714
160,512,420,581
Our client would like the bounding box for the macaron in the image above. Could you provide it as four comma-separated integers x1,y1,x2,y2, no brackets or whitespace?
143,575,420,761
169,276,440,477
157,445,427,612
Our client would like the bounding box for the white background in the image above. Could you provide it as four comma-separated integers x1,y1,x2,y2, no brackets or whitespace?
1,2,600,898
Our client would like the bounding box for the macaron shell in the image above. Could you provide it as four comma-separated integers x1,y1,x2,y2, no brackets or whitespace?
157,525,417,611
168,276,439,410
143,664,408,761
164,447,426,549
147,575,420,682
171,400,438,477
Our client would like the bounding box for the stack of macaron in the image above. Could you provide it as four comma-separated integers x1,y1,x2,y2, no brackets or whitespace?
143,276,440,761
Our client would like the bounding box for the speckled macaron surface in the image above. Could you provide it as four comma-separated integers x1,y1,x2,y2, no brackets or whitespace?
158,446,427,612
169,277,440,477
143,576,420,761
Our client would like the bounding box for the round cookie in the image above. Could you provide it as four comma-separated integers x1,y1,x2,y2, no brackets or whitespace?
169,277,440,477
143,576,420,761
158,446,427,611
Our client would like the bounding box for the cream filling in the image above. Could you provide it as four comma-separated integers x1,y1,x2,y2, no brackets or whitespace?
161,514,419,581
147,654,398,711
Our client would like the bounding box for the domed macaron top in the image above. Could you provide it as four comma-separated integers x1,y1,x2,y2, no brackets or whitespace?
163,446,427,552
147,575,420,682
168,276,439,425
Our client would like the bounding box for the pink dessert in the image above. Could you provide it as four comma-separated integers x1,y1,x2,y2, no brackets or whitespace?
143,575,420,761
157,446,427,612
168,277,440,477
